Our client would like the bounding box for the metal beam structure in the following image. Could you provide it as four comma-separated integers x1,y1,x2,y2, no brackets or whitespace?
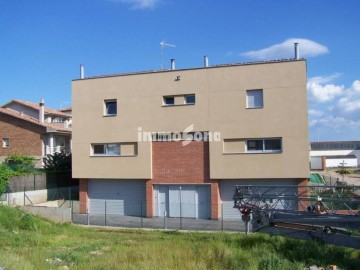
233,185,360,249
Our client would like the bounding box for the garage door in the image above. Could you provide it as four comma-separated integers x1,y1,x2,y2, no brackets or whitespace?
88,179,145,216
220,179,298,219
154,185,210,219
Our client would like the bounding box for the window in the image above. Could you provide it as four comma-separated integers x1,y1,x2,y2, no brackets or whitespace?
92,143,120,156
104,100,117,116
163,94,196,106
2,138,9,148
91,143,137,156
246,89,263,109
246,138,282,153
51,117,64,123
184,94,195,104
163,96,175,106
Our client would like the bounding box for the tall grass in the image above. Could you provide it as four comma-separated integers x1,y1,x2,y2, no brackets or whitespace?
0,205,358,270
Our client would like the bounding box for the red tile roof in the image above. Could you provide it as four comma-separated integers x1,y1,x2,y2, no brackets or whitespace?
2,100,70,118
0,107,71,133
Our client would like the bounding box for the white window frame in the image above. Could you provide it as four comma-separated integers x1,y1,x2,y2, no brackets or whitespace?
92,143,121,156
104,99,117,116
2,138,9,148
246,89,263,109
246,138,282,153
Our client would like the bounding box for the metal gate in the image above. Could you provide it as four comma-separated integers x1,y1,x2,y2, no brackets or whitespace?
154,185,210,219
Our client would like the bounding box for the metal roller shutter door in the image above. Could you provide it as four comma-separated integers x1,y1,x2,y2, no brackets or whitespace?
220,179,298,219
88,179,145,216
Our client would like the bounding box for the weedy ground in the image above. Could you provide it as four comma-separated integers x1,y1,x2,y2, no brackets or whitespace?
0,204,359,270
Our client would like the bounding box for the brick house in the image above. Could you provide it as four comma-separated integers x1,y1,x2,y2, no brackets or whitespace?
0,99,72,165
72,58,309,219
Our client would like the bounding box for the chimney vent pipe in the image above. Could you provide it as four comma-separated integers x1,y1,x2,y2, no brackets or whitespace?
39,98,45,123
204,55,209,67
80,64,85,79
170,59,175,70
294,43,300,60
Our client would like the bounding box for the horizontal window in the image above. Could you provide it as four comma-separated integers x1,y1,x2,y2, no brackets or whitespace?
2,138,9,148
162,94,196,106
91,143,137,157
223,138,282,154
246,138,282,153
104,99,117,116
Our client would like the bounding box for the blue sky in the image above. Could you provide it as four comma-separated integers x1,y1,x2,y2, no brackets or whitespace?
0,0,359,142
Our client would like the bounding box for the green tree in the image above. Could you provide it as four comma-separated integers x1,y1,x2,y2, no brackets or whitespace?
335,160,351,182
43,150,72,172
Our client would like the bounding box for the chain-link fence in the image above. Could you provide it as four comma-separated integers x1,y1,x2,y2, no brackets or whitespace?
71,202,246,232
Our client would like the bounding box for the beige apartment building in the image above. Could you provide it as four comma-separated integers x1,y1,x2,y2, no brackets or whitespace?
72,58,309,219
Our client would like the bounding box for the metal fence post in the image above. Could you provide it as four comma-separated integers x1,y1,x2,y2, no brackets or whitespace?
141,202,144,228
164,210,167,230
23,187,25,206
105,201,107,227
71,199,73,223
87,208,90,226
179,187,182,230
69,187,71,208
221,203,224,231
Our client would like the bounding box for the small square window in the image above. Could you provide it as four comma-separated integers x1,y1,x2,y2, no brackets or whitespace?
247,89,263,109
2,138,9,148
247,140,263,151
93,144,105,155
105,100,117,115
163,96,175,106
184,95,195,104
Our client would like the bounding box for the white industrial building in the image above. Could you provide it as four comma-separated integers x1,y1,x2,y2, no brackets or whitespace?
310,141,360,169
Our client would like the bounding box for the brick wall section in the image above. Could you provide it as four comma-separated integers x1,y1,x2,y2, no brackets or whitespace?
148,141,220,219
79,179,88,214
0,113,44,156
297,178,309,211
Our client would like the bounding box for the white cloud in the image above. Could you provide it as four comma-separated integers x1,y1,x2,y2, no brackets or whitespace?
308,109,323,117
111,0,160,9
307,81,344,103
240,38,329,60
309,116,360,130
337,80,360,112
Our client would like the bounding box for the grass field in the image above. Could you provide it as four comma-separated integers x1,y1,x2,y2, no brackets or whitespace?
0,205,359,270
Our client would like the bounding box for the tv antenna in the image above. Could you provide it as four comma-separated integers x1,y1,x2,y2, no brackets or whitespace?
160,40,176,70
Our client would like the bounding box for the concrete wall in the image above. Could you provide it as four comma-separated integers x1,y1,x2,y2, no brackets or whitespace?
20,205,72,223
72,60,309,180
2,187,78,206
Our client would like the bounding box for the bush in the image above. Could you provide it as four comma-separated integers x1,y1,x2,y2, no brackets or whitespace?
5,153,35,173
0,154,37,196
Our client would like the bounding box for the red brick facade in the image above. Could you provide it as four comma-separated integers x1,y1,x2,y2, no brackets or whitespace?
79,179,89,213
0,113,44,157
147,141,220,219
